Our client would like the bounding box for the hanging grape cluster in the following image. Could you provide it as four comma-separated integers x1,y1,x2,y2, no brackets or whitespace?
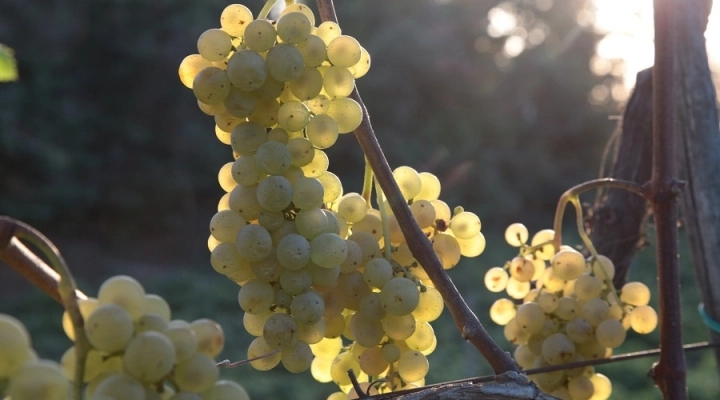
179,3,487,397
483,223,659,400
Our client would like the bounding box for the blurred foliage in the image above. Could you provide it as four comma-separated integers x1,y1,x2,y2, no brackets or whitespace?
0,44,18,82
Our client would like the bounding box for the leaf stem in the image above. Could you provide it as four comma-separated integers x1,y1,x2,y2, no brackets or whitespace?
258,0,280,19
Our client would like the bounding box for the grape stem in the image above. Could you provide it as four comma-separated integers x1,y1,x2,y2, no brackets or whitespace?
216,349,281,368
362,156,374,204
348,368,369,398
374,177,393,261
0,216,89,400
258,0,280,20
315,0,519,375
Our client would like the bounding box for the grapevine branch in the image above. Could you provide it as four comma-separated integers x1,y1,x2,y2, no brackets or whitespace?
315,0,518,375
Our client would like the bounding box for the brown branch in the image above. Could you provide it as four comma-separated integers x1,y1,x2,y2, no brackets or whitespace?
649,0,687,397
315,0,518,375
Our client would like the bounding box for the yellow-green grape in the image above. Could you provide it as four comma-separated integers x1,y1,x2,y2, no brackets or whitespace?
330,352,361,386
412,172,441,202
255,142,291,176
215,110,242,133
449,211,481,239
337,192,368,223
244,311,274,337
484,266,509,292
281,3,316,26
356,347,388,376
220,4,253,37
380,277,420,316
565,318,594,344
0,315,32,379
338,241,361,274
236,224,273,262
541,267,566,293
231,121,267,156
306,114,340,149
629,305,658,334
209,210,245,243
218,162,237,192
363,258,393,289
98,275,146,321
296,35,327,68
432,233,461,269
409,200,436,229
311,337,343,359
164,325,198,363
268,127,289,144
244,19,277,52
555,296,580,320
348,46,371,79
144,294,171,322
266,43,304,82
197,29,232,62
454,232,486,258
279,82,302,103
277,12,312,44
567,375,595,400
316,21,342,45
174,353,219,393
280,340,313,373
511,344,535,370
61,347,120,383
514,302,545,334
198,99,226,116
84,305,131,353
290,291,325,325
348,313,384,347
431,200,451,224
392,166,422,201
397,350,429,382
552,249,586,280
349,231,381,262
582,298,610,327
592,255,616,282
122,331,176,383
263,313,299,349
620,281,651,306
352,211,382,241
250,99,282,127
509,256,535,282
298,318,326,344
535,292,558,314
310,232,348,267
295,207,329,240
589,373,612,400
193,66,231,105
327,35,362,67
323,66,355,98
327,97,363,133
379,344,401,365
89,373,146,400
252,76,284,101
542,333,575,365
135,314,168,333
338,272,372,311
203,380,251,400
287,137,314,168
61,297,98,341
574,274,603,302
530,229,556,261
277,233,312,270
311,356,334,383
307,94,331,114
229,184,263,221
238,279,275,315
289,67,323,100
489,298,516,326
231,156,262,186
406,321,435,352
222,88,256,118
595,319,626,348
179,54,213,89
357,292,387,321
190,319,225,358
410,286,442,323
247,336,281,371
278,101,311,131
506,276,531,299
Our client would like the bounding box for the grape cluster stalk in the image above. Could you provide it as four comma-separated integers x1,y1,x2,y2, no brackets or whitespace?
180,3,488,397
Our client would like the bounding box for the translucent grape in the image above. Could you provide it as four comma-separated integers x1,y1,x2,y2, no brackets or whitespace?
229,184,263,221
531,229,556,261
123,331,175,383
277,12,312,44
297,35,327,67
85,304,134,353
306,114,340,149
351,211,382,240
266,44,304,82
257,175,293,212
231,121,267,156
197,29,233,62
589,373,613,400
489,298,517,326
537,291,559,313
203,380,251,400
337,193,368,223
381,314,416,341
143,294,171,322
250,251,284,283
620,281,651,306
238,279,274,314
348,313,384,347
568,375,595,400
506,277,531,299
296,207,329,240
449,211,481,239
255,141,291,176
290,291,325,324
349,46,371,78
244,19,277,52
323,66,355,98
595,319,626,348
555,297,580,320
235,224,273,262
193,66,231,106
290,67,323,100
226,50,267,91
330,352,361,387
582,298,610,327
552,249,586,280
574,274,603,301
231,156,262,186
174,353,219,393
209,210,245,243
247,337,281,371
179,54,213,89
542,333,576,365
281,340,313,373
397,350,429,383
380,277,419,316
363,258,394,288
263,313,299,349
433,233,461,269
310,232,348,268
276,234,312,271
316,21,342,45
392,166,422,201
307,94,331,114
164,325,198,363
509,256,536,282
484,267,509,292
629,305,658,334
327,97,363,133
592,255,616,282
542,267,567,293
327,35,362,67
515,302,545,334
220,4,253,36
565,318,594,344
249,99,282,128
190,319,225,358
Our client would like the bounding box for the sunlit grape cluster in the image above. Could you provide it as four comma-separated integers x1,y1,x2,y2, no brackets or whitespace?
54,275,249,400
180,4,488,397
483,223,659,400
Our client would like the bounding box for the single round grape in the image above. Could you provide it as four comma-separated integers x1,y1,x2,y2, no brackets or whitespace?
296,35,327,67
280,3,316,26
235,224,272,262
406,321,435,352
257,175,293,212
255,141,291,176
231,156,262,186
7,360,69,400
536,291,559,313
620,281,651,306
449,211,481,239
238,279,274,315
290,291,324,325
589,373,613,400
306,114,340,149
542,333,576,365
123,331,175,383
231,121,267,156
348,231,381,262
307,94,331,115
362,258,393,289
249,98,282,128
223,88,256,118
164,325,198,363
98,275,146,321
179,54,213,89
381,313,416,341
143,294,171,322
327,35,362,67
89,373,146,400
582,298,610,327
266,44,304,82
348,313,384,347
489,298,516,326
217,161,237,193
203,380,251,400
209,209,246,243
229,184,263,221
277,12,312,44
380,277,420,316
214,110,242,133
629,305,658,334
337,193,368,223
514,302,545,334
292,177,325,210
281,340,313,373
289,67,323,100
397,350,429,383
565,317,594,344
506,276,531,299
285,138,314,169
323,66,355,98
567,375,595,400
327,97,363,133
197,29,233,62
337,271,373,311
86,304,134,353
595,319,626,348
555,296,580,320
295,207,329,240
220,4,253,36
412,286,444,323
277,234,312,271
310,232,348,268
263,313,299,349
193,67,231,105
278,101,311,132
409,200,436,229
198,98,227,116
484,267,509,292
552,249,587,280
316,21,342,45
297,318,326,344
252,75,284,101
226,50,267,91
174,353,219,393
348,45,371,78
541,267,566,293
574,274,604,301
509,256,536,282
531,229,556,261
190,319,225,358
250,251,284,283
592,255,616,282
432,233,461,269
62,298,98,341
247,336,281,371
244,19,277,52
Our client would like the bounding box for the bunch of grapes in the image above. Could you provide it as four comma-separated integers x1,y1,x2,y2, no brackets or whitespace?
179,4,488,397
483,223,660,400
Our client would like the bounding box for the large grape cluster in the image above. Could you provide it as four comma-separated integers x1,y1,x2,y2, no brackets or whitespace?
483,223,659,400
179,4,488,397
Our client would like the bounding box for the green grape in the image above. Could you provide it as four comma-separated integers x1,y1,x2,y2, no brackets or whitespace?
337,193,367,223
380,343,401,364
565,317,594,344
514,302,545,334
327,35,362,67
296,35,327,67
568,375,595,400
238,279,275,314
277,233,312,270
220,4,253,37
410,172,440,202
246,336,281,371
509,256,535,282
243,311,274,337
179,54,213,89
314,172,342,205
449,211,481,239
279,268,312,295
298,318,326,344
89,373,145,400
541,267,566,293
412,286,444,323
287,137,315,168
277,12,312,44
222,87,256,118
397,350,429,383
542,333,576,365
292,177,325,210
513,344,536,370
310,232,348,268
144,294,171,322
323,66,355,98
267,127,289,143
209,210,246,243
263,313,299,349
358,347,388,376
348,231,381,262
306,114,340,149
278,101,311,131
380,277,419,316
203,380,251,400
289,67,323,100
164,325,198,363
61,347,120,383
392,166,421,200
620,281,651,306
330,352,362,387
231,155,263,186
592,255,616,283
218,161,237,193
229,184,263,221
198,99,226,116
98,275,146,321
531,229,556,261
226,50,267,91
595,319,626,349
555,296,580,320
85,304,134,353
577,339,608,361
337,271,372,311
135,314,168,333
6,359,67,400
257,175,293,212
174,353,219,393
327,97,363,133
296,207,329,240
406,321,435,352
122,331,175,383
552,249,586,281
279,82,302,103
408,200,436,229
311,356,334,383
0,314,32,376
190,319,225,358
327,210,348,238
280,3,316,26
193,67,231,105
244,19,277,52
217,192,231,211
311,337,343,359
582,298,610,327
231,121,267,156
197,29,233,62
214,110,242,133
357,292,387,321
281,340,314,373
235,224,273,262
307,94,331,114
316,21,342,45
589,373,612,400
536,291,559,313
266,44,304,82
248,99,281,128
362,258,393,289
252,75,285,100
349,46,371,78
432,233,461,269
629,305,658,334
350,212,379,241
62,298,99,341
489,298,516,326
574,274,603,301
456,232,486,258
348,313,383,348
255,141,291,175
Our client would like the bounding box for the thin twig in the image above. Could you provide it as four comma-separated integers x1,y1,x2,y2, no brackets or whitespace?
349,368,369,398
216,349,281,368
314,0,518,374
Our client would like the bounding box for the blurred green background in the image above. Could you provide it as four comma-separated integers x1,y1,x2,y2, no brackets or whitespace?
0,0,718,398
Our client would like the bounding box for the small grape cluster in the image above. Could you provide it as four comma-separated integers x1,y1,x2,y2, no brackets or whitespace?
56,275,249,400
483,223,659,400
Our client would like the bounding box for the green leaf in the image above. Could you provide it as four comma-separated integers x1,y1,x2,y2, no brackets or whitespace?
0,43,18,82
